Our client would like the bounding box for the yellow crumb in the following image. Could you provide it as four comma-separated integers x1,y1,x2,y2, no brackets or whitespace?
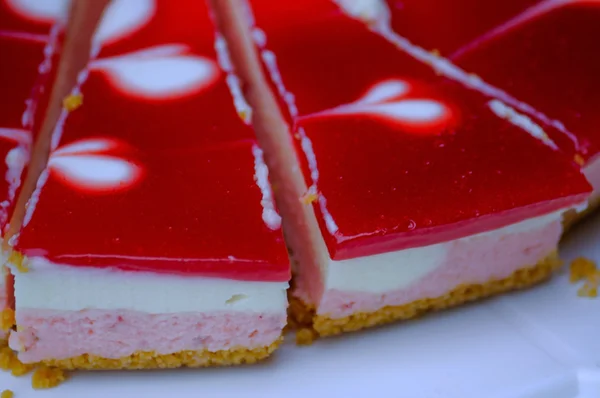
0,346,33,376
574,154,585,166
295,328,317,346
431,49,441,57
237,109,250,122
0,310,14,332
62,94,83,112
7,252,27,273
293,133,301,140
42,342,281,370
31,366,67,390
569,257,597,283
0,347,13,371
578,284,598,298
0,390,13,398
300,192,318,205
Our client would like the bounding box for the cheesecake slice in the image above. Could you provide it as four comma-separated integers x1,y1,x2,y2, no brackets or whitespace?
8,0,289,369
218,0,592,338
0,0,72,338
381,0,600,216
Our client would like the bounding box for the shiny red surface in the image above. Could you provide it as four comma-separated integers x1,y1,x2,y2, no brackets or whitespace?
452,3,600,161
16,1,289,281
250,0,592,260
17,141,289,281
96,0,216,59
0,0,59,33
0,34,49,232
385,0,541,55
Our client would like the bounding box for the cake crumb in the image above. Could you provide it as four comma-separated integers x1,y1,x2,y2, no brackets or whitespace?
300,192,318,205
31,366,67,390
62,94,83,112
0,309,14,332
237,109,250,122
8,252,27,273
430,49,441,57
569,257,597,282
1,390,13,398
574,154,585,166
295,328,317,345
569,257,598,298
0,346,34,376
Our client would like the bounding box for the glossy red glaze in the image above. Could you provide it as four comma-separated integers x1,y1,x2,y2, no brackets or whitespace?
63,0,250,151
17,141,289,281
385,0,541,55
0,0,64,34
16,0,290,282
451,2,600,161
250,0,592,260
0,34,51,232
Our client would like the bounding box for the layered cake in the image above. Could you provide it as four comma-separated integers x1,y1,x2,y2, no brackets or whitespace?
0,0,71,337
218,0,593,338
378,0,600,213
7,0,289,369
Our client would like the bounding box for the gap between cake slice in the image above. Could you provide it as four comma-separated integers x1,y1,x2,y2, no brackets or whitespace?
213,0,593,340
6,0,290,369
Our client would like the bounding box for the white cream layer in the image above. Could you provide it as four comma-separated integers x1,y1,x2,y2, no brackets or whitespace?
323,209,567,294
11,259,288,314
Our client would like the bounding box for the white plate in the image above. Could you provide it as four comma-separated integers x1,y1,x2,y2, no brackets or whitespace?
3,213,600,398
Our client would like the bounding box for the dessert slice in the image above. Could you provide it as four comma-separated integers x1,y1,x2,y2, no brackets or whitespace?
380,0,600,215
0,0,71,337
7,0,289,369
220,0,592,337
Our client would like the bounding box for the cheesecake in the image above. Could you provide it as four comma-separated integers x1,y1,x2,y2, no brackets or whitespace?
8,0,289,369
217,0,592,338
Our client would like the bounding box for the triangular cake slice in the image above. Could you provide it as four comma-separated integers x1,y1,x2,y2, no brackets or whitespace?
216,0,592,338
8,0,289,369
380,0,600,216
0,0,74,340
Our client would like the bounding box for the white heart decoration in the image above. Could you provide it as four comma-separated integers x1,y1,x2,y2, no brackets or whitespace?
93,0,156,47
49,138,142,193
356,80,410,105
4,0,69,23
0,127,32,145
91,45,219,99
300,79,451,127
52,137,118,157
49,155,141,191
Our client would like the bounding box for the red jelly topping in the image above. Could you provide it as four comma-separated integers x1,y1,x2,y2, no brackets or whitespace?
0,30,55,231
15,0,289,282
450,2,600,161
64,0,251,151
385,0,540,55
0,0,65,34
250,0,591,261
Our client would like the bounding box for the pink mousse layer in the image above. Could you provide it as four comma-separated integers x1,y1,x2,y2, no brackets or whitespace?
10,309,285,363
303,218,562,319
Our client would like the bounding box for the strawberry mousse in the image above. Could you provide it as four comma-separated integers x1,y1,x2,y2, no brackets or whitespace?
0,0,70,338
225,0,592,337
8,0,289,369
381,0,600,213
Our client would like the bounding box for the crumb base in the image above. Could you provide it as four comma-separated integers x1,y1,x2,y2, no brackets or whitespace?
38,339,281,370
290,252,561,342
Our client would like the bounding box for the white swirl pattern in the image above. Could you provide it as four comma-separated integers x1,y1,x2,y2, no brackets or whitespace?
300,79,451,129
4,0,70,24
49,138,142,193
